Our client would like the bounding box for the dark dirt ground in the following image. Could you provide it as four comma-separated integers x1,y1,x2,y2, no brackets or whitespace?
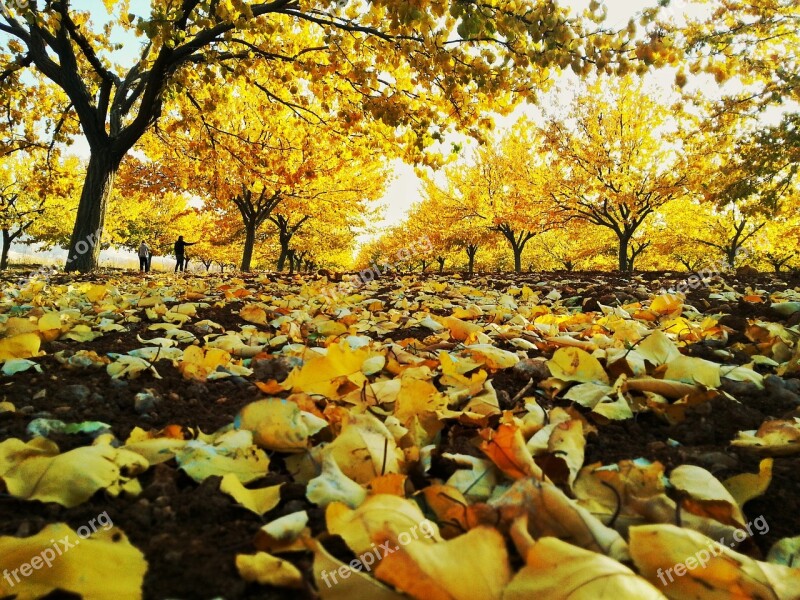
1,268,800,599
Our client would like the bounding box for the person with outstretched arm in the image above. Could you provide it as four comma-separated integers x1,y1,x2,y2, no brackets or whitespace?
174,236,197,272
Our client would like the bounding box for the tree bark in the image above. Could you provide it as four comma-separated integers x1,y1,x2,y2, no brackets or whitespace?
240,222,257,272
513,247,523,273
277,244,289,271
466,245,477,275
617,235,629,272
65,150,121,272
0,229,11,271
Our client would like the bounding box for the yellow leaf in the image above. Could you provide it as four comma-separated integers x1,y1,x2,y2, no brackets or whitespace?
0,332,41,362
731,419,800,455
220,474,283,515
240,303,269,325
547,347,610,384
320,412,405,484
664,355,721,388
723,458,773,509
174,433,269,484
464,344,520,369
505,536,665,599
630,524,800,598
84,283,109,303
489,477,630,561
0,523,147,599
669,465,745,524
236,552,303,588
374,526,511,600
308,537,407,600
650,293,683,315
637,330,680,366
3,317,38,336
480,424,545,481
37,312,64,342
318,320,348,336
1,441,148,508
283,342,372,398
178,345,231,381
236,398,322,452
307,454,367,508
0,437,59,476
327,494,441,557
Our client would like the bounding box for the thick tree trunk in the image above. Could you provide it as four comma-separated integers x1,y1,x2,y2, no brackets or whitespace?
618,236,629,272
726,246,739,269
0,229,11,271
241,222,256,272
277,243,289,271
513,246,523,273
466,246,477,275
65,150,121,272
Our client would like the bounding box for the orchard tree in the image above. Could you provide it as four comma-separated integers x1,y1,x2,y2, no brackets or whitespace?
756,205,800,273
146,74,386,272
0,154,81,269
673,1,799,213
0,0,672,272
528,219,615,271
418,166,490,275
486,120,556,272
646,198,716,272
418,119,554,273
544,75,692,271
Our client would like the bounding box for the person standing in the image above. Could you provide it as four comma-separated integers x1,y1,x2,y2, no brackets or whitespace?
138,241,151,273
174,236,196,272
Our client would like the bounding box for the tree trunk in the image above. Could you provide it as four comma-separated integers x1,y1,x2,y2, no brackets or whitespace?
1,229,11,271
65,150,121,272
240,222,256,272
726,246,738,269
437,257,445,273
277,242,289,271
513,246,522,273
617,236,629,272
466,246,477,275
